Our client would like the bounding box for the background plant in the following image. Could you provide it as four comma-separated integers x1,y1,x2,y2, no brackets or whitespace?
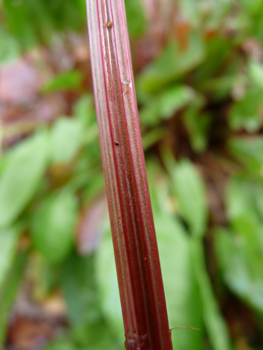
1,0,263,349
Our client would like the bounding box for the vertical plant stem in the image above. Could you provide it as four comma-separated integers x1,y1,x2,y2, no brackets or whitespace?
86,1,173,349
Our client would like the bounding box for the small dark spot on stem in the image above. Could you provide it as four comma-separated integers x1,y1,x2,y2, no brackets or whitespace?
115,141,119,146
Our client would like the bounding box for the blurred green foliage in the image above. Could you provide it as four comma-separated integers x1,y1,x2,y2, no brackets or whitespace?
1,0,263,349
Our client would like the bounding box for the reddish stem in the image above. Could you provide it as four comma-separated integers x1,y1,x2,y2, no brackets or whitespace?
86,1,172,349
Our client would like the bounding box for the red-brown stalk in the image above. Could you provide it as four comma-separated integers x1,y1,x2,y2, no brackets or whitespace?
86,1,173,349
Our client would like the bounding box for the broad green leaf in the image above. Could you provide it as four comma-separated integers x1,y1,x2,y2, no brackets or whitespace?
199,75,245,99
50,118,83,163
28,254,58,301
0,226,20,290
249,61,263,90
229,88,263,132
226,178,253,221
73,94,96,127
3,0,38,48
140,85,195,126
31,191,77,264
226,178,256,226
61,252,101,328
96,227,124,336
191,239,231,350
178,0,200,26
60,252,121,349
0,132,49,227
74,99,99,149
172,160,208,237
148,162,203,350
229,136,263,172
42,70,82,93
0,122,2,159
226,177,263,252
178,0,231,29
250,9,263,41
0,29,20,65
3,0,86,48
203,1,232,30
240,0,262,14
43,339,76,350
18,0,53,44
137,34,205,95
193,38,233,84
125,0,146,38
229,1,263,41
253,181,263,222
183,108,210,153
215,228,263,314
146,159,172,215
44,336,121,350
155,215,203,350
0,253,27,346
142,128,166,150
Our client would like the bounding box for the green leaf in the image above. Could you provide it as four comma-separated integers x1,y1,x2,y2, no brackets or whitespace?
178,0,200,26
250,10,263,42
3,0,86,48
226,177,263,252
229,88,263,132
178,0,231,29
60,252,121,349
31,191,78,264
146,160,171,215
137,34,205,95
240,0,262,14
96,227,124,336
3,0,38,48
61,252,101,329
0,29,20,65
249,61,263,90
253,181,263,222
140,85,195,126
226,178,253,221
183,108,211,153
193,38,233,84
0,226,20,291
215,228,263,313
204,1,233,30
142,128,166,150
43,339,76,350
228,136,263,173
172,160,208,237
0,123,2,159
42,70,83,93
226,178,257,228
0,252,27,346
155,215,203,350
191,239,231,350
19,0,53,44
125,0,146,38
73,94,96,127
50,118,83,163
29,255,58,301
0,132,49,227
